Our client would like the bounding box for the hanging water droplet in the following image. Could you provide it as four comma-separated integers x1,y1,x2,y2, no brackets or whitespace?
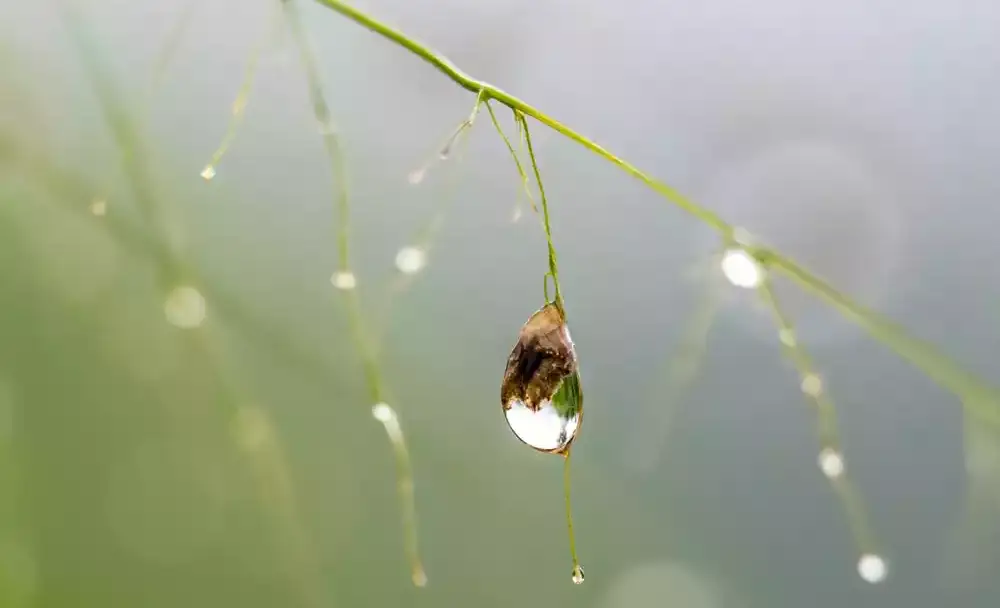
857,553,888,583
164,285,206,329
200,165,217,181
330,270,357,290
720,248,764,289
395,246,426,275
512,206,523,222
501,303,583,454
571,564,585,584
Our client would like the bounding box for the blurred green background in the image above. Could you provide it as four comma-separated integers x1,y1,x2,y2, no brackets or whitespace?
2,1,1000,607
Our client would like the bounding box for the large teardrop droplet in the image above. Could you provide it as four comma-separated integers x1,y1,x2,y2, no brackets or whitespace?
501,303,583,454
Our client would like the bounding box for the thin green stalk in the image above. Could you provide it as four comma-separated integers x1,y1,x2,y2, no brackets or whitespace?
518,112,563,312
311,0,1000,426
759,279,881,567
56,4,325,605
485,100,537,216
563,449,582,582
284,0,426,585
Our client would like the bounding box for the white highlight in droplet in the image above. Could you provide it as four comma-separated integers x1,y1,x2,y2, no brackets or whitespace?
801,374,823,397
200,165,216,181
818,448,845,479
720,248,763,289
330,270,356,290
90,198,107,216
395,246,426,275
163,286,206,329
857,553,888,583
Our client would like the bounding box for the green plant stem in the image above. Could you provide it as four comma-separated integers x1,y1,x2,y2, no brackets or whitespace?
519,112,563,312
311,0,1000,425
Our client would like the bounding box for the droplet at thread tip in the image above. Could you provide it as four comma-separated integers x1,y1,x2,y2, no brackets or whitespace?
571,564,585,584
330,270,357,290
201,165,216,181
411,567,428,588
857,553,887,584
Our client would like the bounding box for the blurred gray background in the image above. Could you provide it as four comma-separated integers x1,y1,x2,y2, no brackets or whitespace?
1,0,999,607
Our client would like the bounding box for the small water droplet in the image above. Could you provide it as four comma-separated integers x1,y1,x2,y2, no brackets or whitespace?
818,447,845,479
407,169,426,185
721,248,764,288
778,328,796,347
857,553,887,583
164,285,206,329
412,567,428,587
801,373,823,397
512,206,523,222
395,246,426,275
330,270,356,290
572,564,585,584
90,198,107,216
201,165,216,181
501,303,583,454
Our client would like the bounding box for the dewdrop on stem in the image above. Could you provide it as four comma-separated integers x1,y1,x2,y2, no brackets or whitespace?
200,165,217,181
164,285,206,329
818,448,845,479
721,248,764,289
857,553,888,583
395,246,426,275
571,564,585,584
330,270,356,290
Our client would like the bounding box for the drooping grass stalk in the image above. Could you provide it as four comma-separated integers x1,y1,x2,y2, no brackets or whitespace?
485,100,537,221
758,279,884,582
201,3,280,181
372,92,485,347
282,0,427,586
310,0,1000,428
631,270,722,474
55,3,325,605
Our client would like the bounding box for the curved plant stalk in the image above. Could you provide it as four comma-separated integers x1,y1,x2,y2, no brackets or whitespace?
283,0,427,587
200,3,281,181
372,91,485,348
759,279,884,582
630,269,722,475
55,3,326,606
311,0,1000,428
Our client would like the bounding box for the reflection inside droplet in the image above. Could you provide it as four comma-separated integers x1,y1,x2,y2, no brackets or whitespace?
505,398,581,453
501,303,584,454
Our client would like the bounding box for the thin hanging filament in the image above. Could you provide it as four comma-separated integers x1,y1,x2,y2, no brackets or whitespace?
284,0,426,586
632,272,722,473
563,449,584,584
485,100,537,221
518,111,563,311
758,278,885,582
407,94,481,186
375,94,484,346
201,23,269,180
372,403,427,587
